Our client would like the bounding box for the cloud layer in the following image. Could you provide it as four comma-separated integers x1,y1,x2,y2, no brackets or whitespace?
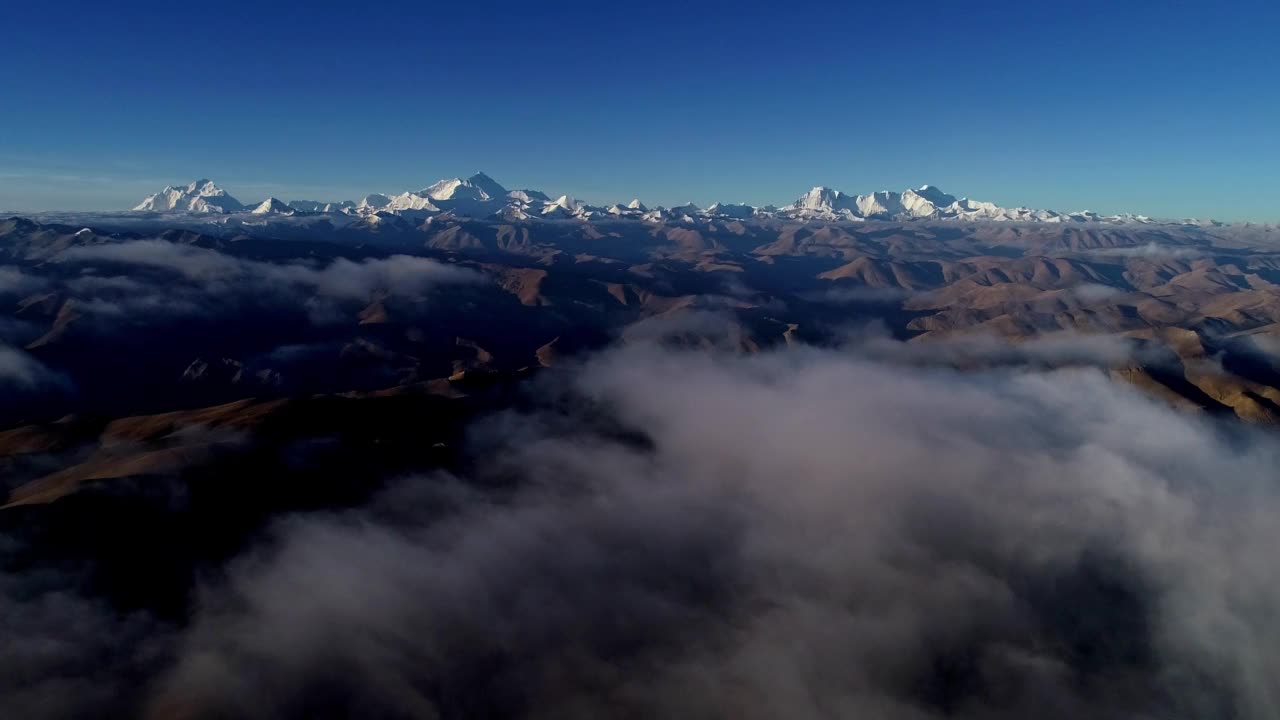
50,241,480,325
128,344,1280,719
0,344,59,390
0,266,45,296
59,241,477,301
847,327,1172,369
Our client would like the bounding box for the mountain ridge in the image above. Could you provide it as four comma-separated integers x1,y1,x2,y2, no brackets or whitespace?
129,173,1217,226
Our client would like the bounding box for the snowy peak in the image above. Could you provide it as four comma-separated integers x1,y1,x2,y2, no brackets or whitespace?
788,184,1083,223
134,179,245,213
385,191,442,212
357,193,392,210
465,172,508,200
855,191,905,218
422,178,470,201
899,185,959,217
250,197,294,215
185,179,222,196
288,199,356,213
913,185,957,206
542,195,589,217
705,202,756,219
423,172,508,202
507,189,550,204
798,186,843,211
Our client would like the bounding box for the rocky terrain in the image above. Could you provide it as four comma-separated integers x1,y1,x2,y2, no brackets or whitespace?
6,191,1280,437
4,181,1280,718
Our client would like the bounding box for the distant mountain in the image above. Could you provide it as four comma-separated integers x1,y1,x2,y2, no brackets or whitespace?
128,174,1171,225
385,191,442,212
357,193,392,211
423,172,507,202
250,198,295,215
288,199,356,213
789,184,1154,224
134,179,245,213
705,203,757,219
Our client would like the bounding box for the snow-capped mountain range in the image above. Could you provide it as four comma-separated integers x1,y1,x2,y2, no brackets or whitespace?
133,179,247,213
133,173,1164,225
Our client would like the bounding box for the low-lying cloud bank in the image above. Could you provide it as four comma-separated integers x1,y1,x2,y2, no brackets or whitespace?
847,326,1173,370
158,345,1279,718
58,241,478,301
1086,243,1207,259
0,266,45,296
0,344,61,390
6,343,1280,718
47,241,480,325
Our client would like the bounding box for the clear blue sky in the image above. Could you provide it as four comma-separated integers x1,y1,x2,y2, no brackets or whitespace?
2,0,1277,220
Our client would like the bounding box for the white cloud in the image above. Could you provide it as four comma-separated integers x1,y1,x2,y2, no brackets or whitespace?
0,344,58,390
53,241,481,324
143,343,1280,719
0,266,45,296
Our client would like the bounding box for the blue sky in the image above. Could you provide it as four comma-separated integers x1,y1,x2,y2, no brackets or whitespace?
2,0,1277,220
